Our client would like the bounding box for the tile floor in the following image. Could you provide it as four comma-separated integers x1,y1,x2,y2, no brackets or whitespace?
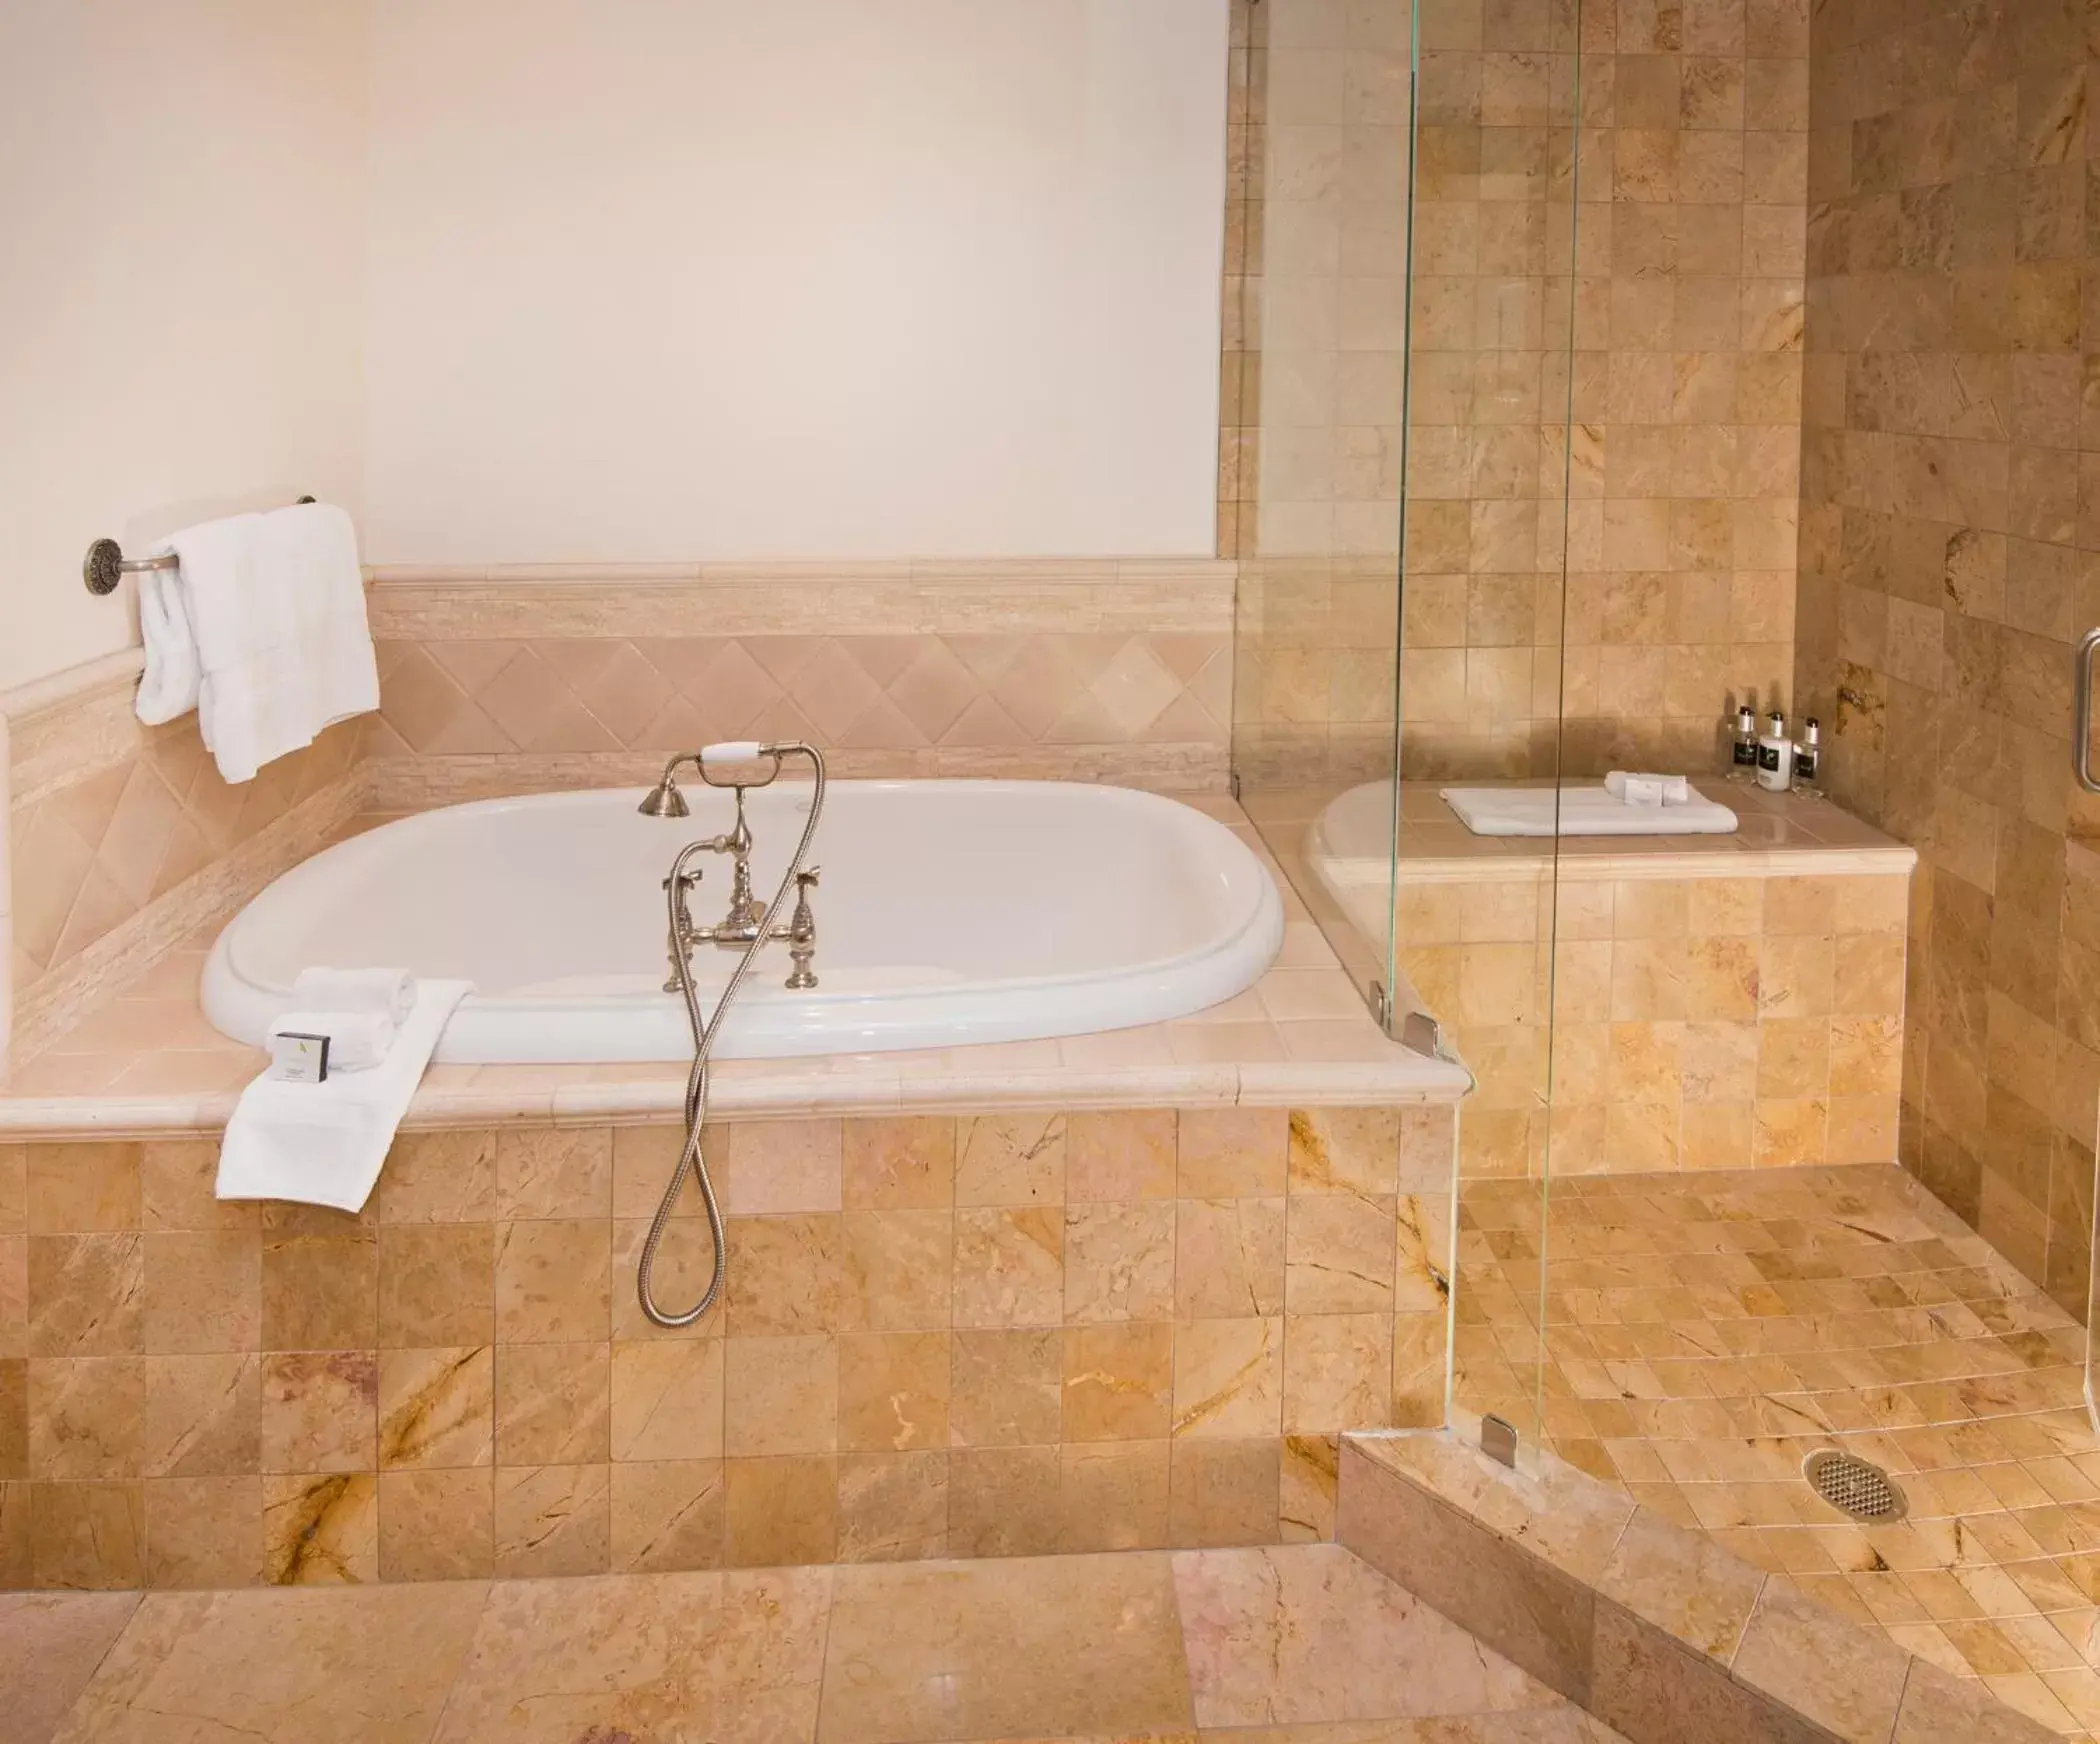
1454,1163,2100,1739
4,1543,1629,1744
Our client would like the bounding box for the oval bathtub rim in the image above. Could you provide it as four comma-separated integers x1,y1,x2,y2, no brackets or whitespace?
200,778,1290,1064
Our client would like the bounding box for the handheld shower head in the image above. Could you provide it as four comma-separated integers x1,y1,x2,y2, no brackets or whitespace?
637,775,689,818
640,743,793,819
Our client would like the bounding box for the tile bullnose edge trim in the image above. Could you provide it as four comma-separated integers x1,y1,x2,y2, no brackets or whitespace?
0,647,147,727
0,1055,1472,1141
1336,1431,2059,1744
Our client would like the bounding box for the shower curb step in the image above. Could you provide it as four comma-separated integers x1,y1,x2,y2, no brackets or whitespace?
1336,1426,2055,1744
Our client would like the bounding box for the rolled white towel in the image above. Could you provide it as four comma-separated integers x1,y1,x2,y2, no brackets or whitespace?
1605,770,1691,806
292,967,415,1026
268,1009,398,1073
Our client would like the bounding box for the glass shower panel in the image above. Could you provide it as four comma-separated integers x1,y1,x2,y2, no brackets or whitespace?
2090,1085,2099,1436
1227,0,1415,1014
1423,0,1585,1458
1225,0,1587,1457
2081,630,2100,1435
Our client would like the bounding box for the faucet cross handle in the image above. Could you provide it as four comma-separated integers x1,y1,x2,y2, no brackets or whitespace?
661,865,703,918
661,864,704,993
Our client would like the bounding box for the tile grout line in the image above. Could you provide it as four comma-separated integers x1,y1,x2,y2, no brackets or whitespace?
420,1577,500,1744
1159,1544,1202,1730
52,1590,151,1737
1722,1571,1774,1682
1883,1653,1919,1744
810,1560,840,1744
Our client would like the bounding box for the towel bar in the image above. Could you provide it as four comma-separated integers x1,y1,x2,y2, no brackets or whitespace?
84,497,317,595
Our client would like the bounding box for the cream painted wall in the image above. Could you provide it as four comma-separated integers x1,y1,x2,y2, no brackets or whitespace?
0,0,368,691
0,0,1229,689
360,0,1230,565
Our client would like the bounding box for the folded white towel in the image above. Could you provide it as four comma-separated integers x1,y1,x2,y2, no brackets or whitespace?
268,1009,397,1073
292,966,415,1026
135,567,202,725
150,502,380,783
1605,770,1692,805
217,980,472,1212
1442,785,1738,837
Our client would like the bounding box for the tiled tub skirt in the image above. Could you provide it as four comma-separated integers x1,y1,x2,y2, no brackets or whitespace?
0,1104,1456,1589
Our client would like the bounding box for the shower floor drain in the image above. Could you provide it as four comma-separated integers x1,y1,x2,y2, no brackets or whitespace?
1803,1448,1906,1523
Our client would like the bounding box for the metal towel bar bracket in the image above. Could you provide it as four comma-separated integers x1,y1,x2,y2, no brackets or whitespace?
83,497,317,596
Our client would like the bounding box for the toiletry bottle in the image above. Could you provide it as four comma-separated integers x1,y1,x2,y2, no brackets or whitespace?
1757,709,1793,792
1791,717,1821,797
1729,705,1758,783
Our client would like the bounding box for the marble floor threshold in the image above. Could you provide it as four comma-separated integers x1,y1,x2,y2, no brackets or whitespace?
1454,1162,2100,1739
4,1542,1629,1744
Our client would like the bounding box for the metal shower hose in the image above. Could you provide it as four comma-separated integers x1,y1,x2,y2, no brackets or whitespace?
636,745,826,1327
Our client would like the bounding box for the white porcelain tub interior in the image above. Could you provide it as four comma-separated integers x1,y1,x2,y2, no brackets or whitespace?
203,780,1284,1062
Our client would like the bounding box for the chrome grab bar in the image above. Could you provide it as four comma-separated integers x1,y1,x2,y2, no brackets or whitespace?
2079,627,2100,794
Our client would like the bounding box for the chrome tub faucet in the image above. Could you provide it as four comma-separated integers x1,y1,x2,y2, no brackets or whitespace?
632,740,828,1330
641,741,823,993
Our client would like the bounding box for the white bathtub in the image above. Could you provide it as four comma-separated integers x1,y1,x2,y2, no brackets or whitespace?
202,781,1284,1063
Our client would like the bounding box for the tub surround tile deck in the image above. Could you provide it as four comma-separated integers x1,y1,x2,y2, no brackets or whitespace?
1455,1164,2100,1737
0,800,1467,1138
1380,779,1917,875
5,562,1239,1090
1242,778,1916,888
1245,779,1915,878
0,1106,1458,1591
7,1545,1613,1744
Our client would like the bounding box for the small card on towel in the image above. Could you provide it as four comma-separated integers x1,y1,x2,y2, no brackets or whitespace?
217,980,473,1214
269,1032,330,1083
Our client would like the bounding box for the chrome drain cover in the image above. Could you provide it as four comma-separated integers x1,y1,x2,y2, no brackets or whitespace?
1804,1449,1906,1523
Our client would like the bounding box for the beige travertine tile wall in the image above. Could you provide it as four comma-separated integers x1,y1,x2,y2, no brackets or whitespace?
1229,0,1417,786
1791,0,2100,1318
0,1107,1455,1589
1219,0,1261,569
1229,0,1811,785
364,563,1236,803
1554,0,1811,777
1401,867,1909,1178
3,660,366,1072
